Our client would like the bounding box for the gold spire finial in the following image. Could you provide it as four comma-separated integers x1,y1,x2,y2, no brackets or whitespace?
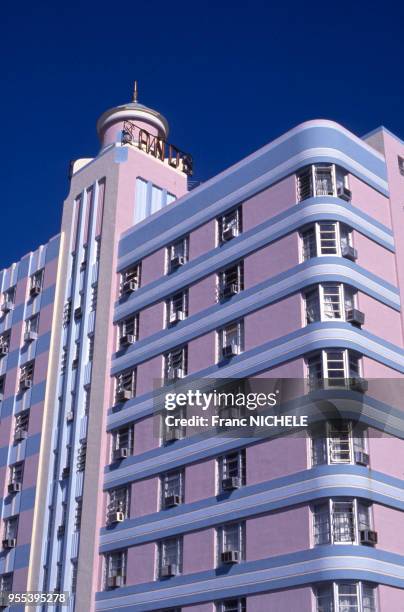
133,80,138,103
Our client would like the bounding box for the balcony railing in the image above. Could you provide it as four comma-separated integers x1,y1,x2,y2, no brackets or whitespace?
121,121,193,176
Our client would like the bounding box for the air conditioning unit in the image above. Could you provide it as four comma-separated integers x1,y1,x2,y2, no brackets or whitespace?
167,368,185,381
116,388,132,402
165,428,182,443
346,309,365,326
354,451,370,466
221,550,240,564
169,311,185,325
122,279,138,294
57,524,65,536
66,411,74,422
1,301,14,314
221,283,239,299
222,476,241,491
24,330,38,343
360,529,378,546
14,428,28,442
119,334,136,348
222,344,239,358
108,511,125,524
20,379,32,391
170,255,186,269
0,344,8,356
2,538,16,549
349,377,368,393
61,467,70,479
160,564,178,578
74,306,82,319
30,285,41,297
8,482,21,494
337,186,352,202
341,244,358,261
113,447,129,461
164,494,181,508
107,574,124,589
222,225,238,241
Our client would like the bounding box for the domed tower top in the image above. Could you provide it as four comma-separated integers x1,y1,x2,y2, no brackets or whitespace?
96,81,169,148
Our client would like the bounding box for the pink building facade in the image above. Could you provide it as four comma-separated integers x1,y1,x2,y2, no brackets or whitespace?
1,91,404,612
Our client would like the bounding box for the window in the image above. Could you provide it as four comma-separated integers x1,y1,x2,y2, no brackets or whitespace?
218,207,242,244
311,421,369,466
25,314,40,341
164,346,187,382
90,286,98,312
307,350,365,391
72,342,80,369
111,426,134,460
304,284,358,324
218,262,244,301
30,269,44,297
0,376,5,402
216,599,246,612
88,335,95,361
9,462,24,487
77,441,87,472
158,537,183,578
166,291,188,327
315,582,377,612
71,562,78,593
0,333,9,357
120,263,141,296
218,320,244,360
19,361,35,391
1,287,16,314
118,314,139,347
115,368,136,402
297,164,350,201
0,573,13,593
63,300,72,326
167,237,188,273
14,410,29,441
313,499,373,545
161,406,186,445
3,516,18,542
104,550,127,590
80,244,88,270
219,450,246,492
398,156,404,176
161,470,184,508
217,522,245,565
107,487,130,523
74,500,82,531
301,223,354,261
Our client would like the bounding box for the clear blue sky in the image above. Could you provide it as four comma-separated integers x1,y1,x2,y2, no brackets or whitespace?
1,1,403,269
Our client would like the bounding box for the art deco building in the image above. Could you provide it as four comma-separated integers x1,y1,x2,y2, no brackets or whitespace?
1,87,404,611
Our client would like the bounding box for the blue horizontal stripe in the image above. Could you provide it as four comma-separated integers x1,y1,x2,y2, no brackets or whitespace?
111,258,400,375
100,465,404,552
95,545,404,611
119,121,388,268
115,199,395,321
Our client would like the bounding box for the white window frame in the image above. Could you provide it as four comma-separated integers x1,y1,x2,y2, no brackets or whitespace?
166,290,188,327
311,421,368,467
218,207,242,245
107,487,130,520
313,498,372,546
301,222,353,261
218,449,246,492
158,536,183,576
307,350,362,390
216,522,245,565
297,164,349,201
166,237,188,273
315,581,377,612
216,599,247,612
304,284,356,324
161,470,184,507
104,550,127,585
